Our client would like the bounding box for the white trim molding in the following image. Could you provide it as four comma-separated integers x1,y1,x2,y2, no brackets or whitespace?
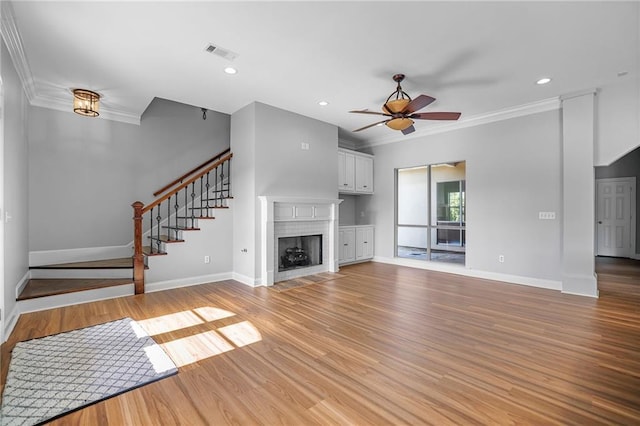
146,272,233,293
362,97,561,148
0,2,141,125
29,244,133,267
373,256,563,291
0,1,36,102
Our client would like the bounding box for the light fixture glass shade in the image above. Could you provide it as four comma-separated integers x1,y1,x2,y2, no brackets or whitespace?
73,89,100,117
386,117,414,131
384,98,410,114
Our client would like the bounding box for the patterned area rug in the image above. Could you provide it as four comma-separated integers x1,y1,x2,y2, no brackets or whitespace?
270,272,346,292
1,317,177,426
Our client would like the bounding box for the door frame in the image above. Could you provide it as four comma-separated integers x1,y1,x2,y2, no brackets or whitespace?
595,177,637,259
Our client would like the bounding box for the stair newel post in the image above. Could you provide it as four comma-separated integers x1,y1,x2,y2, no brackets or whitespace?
132,201,145,294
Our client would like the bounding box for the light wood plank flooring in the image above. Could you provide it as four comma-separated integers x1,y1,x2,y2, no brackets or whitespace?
2,260,639,425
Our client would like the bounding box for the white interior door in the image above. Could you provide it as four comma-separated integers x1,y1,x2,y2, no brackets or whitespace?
596,178,633,257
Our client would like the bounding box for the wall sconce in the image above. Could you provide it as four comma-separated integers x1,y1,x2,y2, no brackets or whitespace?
73,89,100,117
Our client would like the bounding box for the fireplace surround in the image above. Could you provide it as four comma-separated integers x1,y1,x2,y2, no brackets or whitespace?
259,197,342,285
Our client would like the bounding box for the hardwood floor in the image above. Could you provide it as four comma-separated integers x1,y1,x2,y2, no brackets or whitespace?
2,260,639,425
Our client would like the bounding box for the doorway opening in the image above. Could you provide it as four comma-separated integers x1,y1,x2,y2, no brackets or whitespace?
396,161,466,265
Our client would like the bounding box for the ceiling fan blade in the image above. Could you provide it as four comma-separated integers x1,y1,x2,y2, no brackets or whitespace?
353,119,389,132
411,112,461,121
349,109,389,116
401,125,416,135
403,95,436,114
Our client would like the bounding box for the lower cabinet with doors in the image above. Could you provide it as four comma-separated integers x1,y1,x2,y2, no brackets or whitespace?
339,225,374,265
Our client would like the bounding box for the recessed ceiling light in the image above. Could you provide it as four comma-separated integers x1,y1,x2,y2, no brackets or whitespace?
318,101,329,106
536,77,551,85
224,67,237,75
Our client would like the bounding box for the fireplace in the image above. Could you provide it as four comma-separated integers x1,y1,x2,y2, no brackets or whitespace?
259,197,342,286
278,234,323,272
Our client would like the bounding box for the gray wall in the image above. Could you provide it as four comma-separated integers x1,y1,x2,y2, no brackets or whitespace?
28,98,230,251
595,146,640,255
231,102,338,282
361,109,563,282
2,38,30,334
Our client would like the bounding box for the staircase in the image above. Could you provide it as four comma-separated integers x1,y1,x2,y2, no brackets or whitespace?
19,149,233,303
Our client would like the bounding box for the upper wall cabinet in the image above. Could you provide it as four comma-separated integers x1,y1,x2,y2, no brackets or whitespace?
338,149,373,194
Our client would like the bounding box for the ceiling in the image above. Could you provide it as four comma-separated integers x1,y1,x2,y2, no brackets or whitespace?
5,1,639,146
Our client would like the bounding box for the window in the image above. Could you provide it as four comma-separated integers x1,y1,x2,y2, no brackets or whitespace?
396,162,466,264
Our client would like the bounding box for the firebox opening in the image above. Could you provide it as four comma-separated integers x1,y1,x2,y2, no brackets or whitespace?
278,234,323,272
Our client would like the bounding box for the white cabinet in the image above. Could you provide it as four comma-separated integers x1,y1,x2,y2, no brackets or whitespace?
355,226,374,260
338,151,355,192
339,227,356,264
355,155,373,193
338,149,373,194
339,225,374,265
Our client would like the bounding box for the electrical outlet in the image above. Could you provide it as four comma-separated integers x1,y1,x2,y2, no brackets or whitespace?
498,255,505,263
204,255,210,264
539,211,556,220
301,142,310,150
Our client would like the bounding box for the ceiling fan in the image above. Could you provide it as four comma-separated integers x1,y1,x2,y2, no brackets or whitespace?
350,74,461,135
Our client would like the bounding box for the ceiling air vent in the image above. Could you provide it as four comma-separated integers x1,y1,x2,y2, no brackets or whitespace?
204,43,238,61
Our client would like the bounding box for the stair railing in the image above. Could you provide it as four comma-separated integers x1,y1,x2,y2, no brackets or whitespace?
132,152,233,294
153,147,231,197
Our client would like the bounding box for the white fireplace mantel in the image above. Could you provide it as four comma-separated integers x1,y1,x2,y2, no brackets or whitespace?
259,196,343,286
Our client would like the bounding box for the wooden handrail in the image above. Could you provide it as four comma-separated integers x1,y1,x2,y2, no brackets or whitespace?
132,151,233,295
142,152,233,215
153,147,231,197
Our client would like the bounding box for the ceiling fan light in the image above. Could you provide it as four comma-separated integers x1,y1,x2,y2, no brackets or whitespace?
384,98,410,114
72,89,100,117
386,117,414,131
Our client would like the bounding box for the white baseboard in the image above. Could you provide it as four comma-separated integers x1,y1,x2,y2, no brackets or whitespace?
232,272,260,287
14,271,31,300
29,244,133,266
145,272,233,293
372,256,563,291
4,303,21,343
29,268,132,279
17,284,135,317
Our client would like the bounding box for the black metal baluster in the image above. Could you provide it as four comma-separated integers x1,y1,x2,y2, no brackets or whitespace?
166,199,171,240
174,194,179,231
190,182,196,222
149,207,154,253
199,176,205,218
156,206,162,253
220,161,226,202
184,186,189,226
227,158,231,198
205,171,211,211
214,165,219,207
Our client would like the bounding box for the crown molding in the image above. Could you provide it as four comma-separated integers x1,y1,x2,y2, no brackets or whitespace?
1,1,141,125
360,97,562,148
30,93,141,125
1,0,36,102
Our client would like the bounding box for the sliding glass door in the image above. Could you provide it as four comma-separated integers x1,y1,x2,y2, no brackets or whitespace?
396,162,465,264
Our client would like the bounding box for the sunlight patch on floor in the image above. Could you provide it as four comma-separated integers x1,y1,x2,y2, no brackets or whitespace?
217,320,262,347
160,331,235,367
137,310,204,336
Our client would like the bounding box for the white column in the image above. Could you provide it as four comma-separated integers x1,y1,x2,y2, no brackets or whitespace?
562,91,598,297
